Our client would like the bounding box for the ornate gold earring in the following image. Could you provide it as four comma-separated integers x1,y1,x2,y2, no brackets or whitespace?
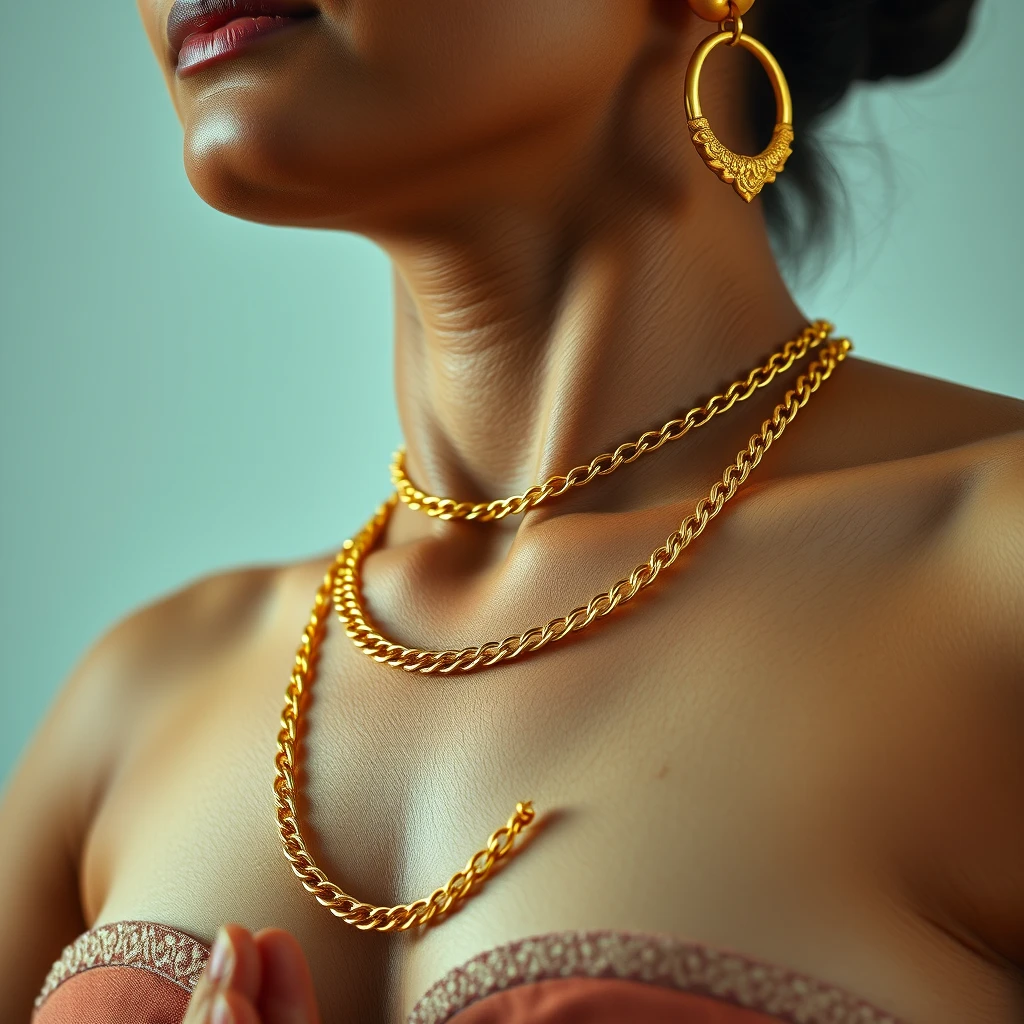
684,0,793,202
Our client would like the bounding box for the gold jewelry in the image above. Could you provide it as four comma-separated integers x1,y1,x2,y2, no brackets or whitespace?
337,337,850,675
686,0,755,20
685,0,793,201
392,320,831,521
275,611,534,932
276,328,851,931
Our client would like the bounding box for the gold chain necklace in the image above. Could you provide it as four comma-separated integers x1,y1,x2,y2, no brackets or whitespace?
274,563,535,931
391,320,832,521
274,331,852,932
339,336,850,673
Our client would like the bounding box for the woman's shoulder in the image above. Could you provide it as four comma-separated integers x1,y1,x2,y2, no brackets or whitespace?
776,354,1023,660
81,562,285,689
816,353,1022,457
828,356,1022,513
81,551,338,693
41,554,335,788
777,354,1023,517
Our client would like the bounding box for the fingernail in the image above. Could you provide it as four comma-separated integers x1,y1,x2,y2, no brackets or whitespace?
211,992,234,1024
208,928,234,985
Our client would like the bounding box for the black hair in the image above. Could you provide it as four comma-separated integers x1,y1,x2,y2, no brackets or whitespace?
748,0,980,266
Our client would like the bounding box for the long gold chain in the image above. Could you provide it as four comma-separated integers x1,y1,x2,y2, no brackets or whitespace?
275,330,851,931
391,319,832,521
274,565,536,931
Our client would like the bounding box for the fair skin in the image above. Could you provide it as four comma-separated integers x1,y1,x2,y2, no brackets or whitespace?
2,1,1022,1022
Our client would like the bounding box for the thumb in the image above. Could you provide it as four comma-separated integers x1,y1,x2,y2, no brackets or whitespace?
183,926,261,1024
253,928,321,1024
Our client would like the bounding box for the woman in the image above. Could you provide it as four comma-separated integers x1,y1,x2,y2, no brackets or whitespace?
4,0,1021,1021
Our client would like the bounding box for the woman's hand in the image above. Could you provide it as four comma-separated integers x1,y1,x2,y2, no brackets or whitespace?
183,924,322,1024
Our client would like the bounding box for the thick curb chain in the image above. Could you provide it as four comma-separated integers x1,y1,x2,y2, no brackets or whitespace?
274,591,536,930
391,320,832,521
340,336,851,674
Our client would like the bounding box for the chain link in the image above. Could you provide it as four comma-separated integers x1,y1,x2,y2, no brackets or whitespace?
391,320,833,521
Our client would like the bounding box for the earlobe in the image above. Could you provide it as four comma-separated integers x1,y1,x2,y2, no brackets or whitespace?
686,0,755,20
650,0,690,30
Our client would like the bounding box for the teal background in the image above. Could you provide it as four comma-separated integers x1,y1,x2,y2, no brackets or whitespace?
1,4,1022,785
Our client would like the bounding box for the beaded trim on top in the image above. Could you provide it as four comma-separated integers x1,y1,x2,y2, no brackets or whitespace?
407,929,906,1024
35,922,906,1024
34,920,209,1011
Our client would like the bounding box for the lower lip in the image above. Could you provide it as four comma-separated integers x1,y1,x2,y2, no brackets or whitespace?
175,15,313,77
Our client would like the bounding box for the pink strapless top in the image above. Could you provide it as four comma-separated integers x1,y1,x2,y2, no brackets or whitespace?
32,920,906,1023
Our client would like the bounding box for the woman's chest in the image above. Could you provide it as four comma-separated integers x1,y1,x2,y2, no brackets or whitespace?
78,574,1020,1024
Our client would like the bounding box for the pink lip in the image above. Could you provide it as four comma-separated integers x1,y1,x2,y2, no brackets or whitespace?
175,14,312,76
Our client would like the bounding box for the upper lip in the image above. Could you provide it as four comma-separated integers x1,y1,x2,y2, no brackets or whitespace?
166,0,318,57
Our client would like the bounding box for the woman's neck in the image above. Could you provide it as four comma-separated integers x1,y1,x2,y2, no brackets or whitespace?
368,27,809,533
380,201,805,527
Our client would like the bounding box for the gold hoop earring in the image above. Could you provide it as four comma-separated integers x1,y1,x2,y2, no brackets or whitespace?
684,0,793,202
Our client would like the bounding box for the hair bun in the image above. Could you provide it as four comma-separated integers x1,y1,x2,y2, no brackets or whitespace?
863,0,980,81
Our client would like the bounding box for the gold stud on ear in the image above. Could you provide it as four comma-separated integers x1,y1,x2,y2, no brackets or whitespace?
683,0,793,202
687,0,755,20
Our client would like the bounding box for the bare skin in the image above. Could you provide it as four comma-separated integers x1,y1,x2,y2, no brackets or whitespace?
2,1,1022,1022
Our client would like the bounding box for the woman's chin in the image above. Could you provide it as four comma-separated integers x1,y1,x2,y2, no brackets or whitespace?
182,155,394,233
182,116,341,227
180,120,461,233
